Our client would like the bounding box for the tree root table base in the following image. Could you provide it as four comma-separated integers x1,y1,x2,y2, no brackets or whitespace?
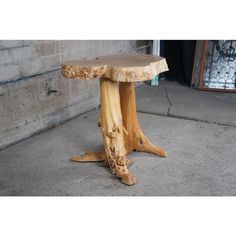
70,79,167,185
61,54,169,186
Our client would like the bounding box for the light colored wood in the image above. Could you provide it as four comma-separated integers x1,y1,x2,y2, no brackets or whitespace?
119,82,167,157
61,53,168,82
62,53,169,186
99,78,136,185
70,151,105,162
70,79,167,186
71,151,134,168
69,78,137,185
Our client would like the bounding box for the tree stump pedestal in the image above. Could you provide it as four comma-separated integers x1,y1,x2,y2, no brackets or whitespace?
61,53,169,185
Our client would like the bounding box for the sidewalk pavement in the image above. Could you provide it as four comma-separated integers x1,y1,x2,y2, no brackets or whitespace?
0,80,236,196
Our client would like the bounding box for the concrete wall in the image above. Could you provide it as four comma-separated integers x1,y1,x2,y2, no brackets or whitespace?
0,40,150,149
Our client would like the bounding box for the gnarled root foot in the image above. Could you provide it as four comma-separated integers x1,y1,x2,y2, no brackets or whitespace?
101,158,134,168
115,167,137,186
70,151,105,162
106,155,137,186
119,172,137,186
134,132,167,157
136,142,168,157
144,142,168,157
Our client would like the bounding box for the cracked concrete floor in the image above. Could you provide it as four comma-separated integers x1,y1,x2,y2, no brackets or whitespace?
0,80,236,196
137,80,236,127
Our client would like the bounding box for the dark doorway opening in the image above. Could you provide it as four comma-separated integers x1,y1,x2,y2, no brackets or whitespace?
160,40,196,86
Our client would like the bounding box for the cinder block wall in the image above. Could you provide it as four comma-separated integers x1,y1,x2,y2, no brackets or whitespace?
0,40,150,149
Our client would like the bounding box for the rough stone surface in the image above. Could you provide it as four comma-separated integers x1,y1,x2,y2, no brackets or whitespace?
0,40,24,49
0,40,145,149
19,58,42,77
0,46,33,66
0,64,20,82
0,82,235,196
0,71,99,149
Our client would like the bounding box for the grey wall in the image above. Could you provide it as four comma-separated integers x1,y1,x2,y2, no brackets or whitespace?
0,40,150,149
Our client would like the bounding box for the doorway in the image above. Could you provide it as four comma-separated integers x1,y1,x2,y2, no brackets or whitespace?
160,40,196,86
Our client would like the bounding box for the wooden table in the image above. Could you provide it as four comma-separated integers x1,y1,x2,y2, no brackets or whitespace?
61,53,169,185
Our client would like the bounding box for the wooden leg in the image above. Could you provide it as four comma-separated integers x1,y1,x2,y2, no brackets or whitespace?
70,151,105,162
99,78,136,185
70,80,167,186
70,150,134,167
119,82,167,157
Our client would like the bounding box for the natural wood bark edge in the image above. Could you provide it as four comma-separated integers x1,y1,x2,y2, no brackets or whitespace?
61,57,168,82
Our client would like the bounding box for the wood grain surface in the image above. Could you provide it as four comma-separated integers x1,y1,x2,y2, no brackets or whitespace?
61,53,168,82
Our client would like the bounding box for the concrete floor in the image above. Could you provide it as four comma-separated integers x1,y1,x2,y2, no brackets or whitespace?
0,80,236,196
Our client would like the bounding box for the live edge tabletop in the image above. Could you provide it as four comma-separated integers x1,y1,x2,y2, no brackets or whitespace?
61,53,169,186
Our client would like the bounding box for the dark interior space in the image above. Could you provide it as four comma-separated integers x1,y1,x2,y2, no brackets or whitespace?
160,40,196,86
